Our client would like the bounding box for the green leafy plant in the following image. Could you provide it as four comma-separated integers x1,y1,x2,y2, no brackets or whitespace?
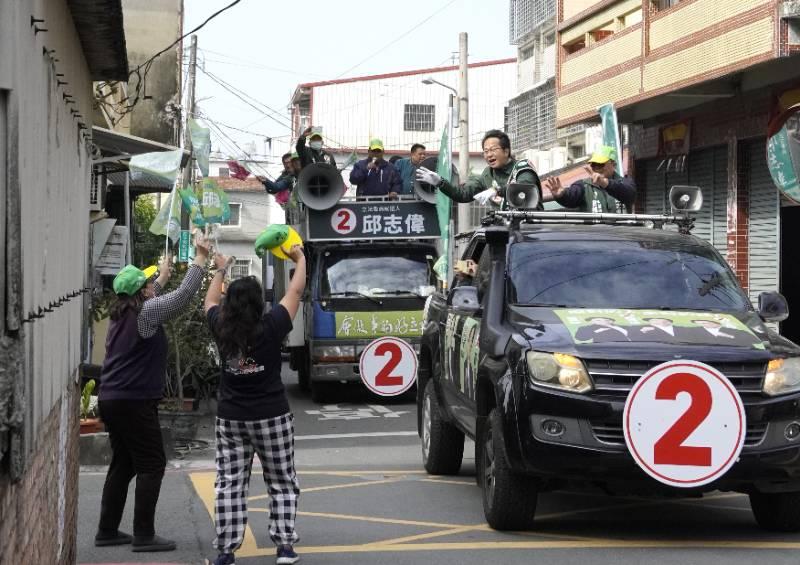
81,379,97,420
133,195,164,268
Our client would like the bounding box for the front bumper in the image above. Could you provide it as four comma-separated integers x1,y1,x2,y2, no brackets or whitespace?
512,384,800,494
311,339,422,383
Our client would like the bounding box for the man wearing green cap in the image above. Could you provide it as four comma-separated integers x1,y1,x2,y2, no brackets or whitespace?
544,145,636,213
349,138,402,197
296,126,336,169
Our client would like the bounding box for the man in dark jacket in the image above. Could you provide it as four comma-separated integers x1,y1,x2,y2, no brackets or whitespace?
296,127,336,169
414,129,541,210
349,138,402,197
544,146,635,212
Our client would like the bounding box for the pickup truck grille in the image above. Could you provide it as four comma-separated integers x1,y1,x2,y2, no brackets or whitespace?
589,420,769,448
585,360,766,400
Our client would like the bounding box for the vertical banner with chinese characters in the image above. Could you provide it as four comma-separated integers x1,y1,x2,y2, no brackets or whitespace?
434,117,452,280
307,201,440,241
599,103,625,176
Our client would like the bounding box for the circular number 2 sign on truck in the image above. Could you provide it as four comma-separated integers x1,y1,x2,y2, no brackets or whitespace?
360,337,417,396
624,360,746,488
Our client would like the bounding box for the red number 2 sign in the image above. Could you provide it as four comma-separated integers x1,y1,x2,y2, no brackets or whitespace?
331,208,356,235
624,361,745,488
360,337,417,396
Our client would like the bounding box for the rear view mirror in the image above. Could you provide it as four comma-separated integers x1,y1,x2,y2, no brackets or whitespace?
450,286,480,316
758,291,789,323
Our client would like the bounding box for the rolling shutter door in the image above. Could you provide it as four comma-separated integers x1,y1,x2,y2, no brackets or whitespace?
712,147,728,260
687,150,713,244
746,139,779,304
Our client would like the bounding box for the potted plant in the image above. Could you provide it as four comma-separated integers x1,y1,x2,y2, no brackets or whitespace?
79,379,103,434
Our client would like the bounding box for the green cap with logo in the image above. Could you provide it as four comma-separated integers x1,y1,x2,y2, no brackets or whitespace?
309,131,323,140
588,145,618,164
369,138,384,151
113,264,157,296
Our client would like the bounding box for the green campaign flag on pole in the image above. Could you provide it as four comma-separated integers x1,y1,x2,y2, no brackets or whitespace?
179,187,205,226
598,103,625,176
767,126,800,203
199,178,231,224
128,149,184,184
434,118,453,281
149,187,182,244
188,119,211,178
338,148,359,171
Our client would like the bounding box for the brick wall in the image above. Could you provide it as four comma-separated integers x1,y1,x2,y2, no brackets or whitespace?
0,383,80,565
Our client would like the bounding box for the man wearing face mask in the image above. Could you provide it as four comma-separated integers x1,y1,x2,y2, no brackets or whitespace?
296,127,336,169
415,129,542,210
349,138,402,197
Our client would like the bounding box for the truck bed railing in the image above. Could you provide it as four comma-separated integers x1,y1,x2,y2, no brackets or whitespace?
482,210,696,234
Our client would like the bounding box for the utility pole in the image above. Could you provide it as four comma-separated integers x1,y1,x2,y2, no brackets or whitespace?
181,34,198,231
457,32,470,233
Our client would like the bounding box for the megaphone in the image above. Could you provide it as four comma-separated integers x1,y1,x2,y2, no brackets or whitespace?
414,156,459,204
297,163,345,210
669,185,703,213
506,183,541,210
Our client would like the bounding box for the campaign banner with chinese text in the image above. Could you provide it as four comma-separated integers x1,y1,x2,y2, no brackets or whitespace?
306,201,440,241
334,311,424,339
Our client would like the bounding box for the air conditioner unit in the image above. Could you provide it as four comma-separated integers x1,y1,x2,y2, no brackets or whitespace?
584,125,605,155
536,150,551,174
89,170,106,211
522,149,539,171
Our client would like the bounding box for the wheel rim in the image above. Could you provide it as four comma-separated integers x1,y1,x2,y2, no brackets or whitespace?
422,393,432,462
483,423,495,507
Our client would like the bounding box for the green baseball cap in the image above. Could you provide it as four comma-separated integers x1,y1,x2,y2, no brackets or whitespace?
369,138,384,151
588,145,618,164
290,152,300,160
309,132,323,140
113,265,149,296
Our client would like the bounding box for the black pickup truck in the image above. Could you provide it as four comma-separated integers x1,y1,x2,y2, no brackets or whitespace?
417,211,800,532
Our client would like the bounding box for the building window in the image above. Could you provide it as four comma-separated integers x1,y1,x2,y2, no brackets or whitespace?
220,202,241,226
652,0,680,10
404,104,435,132
564,38,586,54
218,167,229,178
520,44,535,61
230,258,252,280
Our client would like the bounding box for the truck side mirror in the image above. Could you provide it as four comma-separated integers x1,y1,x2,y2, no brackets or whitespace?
449,286,480,316
758,291,789,323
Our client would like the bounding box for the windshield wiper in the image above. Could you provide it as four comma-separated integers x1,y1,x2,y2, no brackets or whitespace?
327,291,383,306
376,289,426,299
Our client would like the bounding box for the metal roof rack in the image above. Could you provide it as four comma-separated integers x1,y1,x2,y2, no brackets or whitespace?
481,210,696,235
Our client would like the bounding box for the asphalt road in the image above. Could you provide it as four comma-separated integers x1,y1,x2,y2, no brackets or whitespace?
77,363,800,565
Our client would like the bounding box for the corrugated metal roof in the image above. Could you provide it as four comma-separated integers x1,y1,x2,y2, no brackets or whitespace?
67,0,128,80
92,127,190,166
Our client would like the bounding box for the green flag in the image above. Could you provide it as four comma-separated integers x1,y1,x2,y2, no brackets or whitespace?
434,119,452,281
149,187,182,244
767,126,800,203
188,119,211,177
338,148,359,171
179,187,205,226
129,149,184,183
200,178,231,223
598,103,624,176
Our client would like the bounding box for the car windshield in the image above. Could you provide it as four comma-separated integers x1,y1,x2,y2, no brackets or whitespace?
508,239,751,312
321,248,435,297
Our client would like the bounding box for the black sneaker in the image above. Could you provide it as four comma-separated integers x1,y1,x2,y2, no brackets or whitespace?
94,530,133,547
276,544,299,564
131,534,176,552
205,553,235,565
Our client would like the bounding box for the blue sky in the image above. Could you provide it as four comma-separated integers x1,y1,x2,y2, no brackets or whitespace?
184,0,514,163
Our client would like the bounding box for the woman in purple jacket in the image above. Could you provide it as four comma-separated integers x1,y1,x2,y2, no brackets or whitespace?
94,232,211,553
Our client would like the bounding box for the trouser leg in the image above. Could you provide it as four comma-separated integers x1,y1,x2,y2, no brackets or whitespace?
251,413,300,546
214,417,255,553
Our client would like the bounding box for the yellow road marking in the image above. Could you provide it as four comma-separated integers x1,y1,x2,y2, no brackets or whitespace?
365,524,490,546
234,539,800,557
296,470,426,477
248,478,405,502
189,472,260,555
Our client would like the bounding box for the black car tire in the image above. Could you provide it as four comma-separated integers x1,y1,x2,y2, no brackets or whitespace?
481,408,538,531
310,379,329,403
296,347,310,393
421,380,464,475
750,491,800,531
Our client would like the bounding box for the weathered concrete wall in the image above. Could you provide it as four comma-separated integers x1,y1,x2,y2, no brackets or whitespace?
122,0,183,145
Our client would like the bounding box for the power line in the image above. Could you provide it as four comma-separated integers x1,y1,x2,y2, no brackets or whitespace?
335,0,459,79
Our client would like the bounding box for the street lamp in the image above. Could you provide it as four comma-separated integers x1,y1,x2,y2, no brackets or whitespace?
421,77,459,126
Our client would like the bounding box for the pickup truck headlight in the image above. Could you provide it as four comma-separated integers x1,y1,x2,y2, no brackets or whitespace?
763,358,800,396
526,352,593,393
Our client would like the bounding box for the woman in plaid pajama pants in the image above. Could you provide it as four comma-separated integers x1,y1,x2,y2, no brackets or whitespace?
204,245,307,565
